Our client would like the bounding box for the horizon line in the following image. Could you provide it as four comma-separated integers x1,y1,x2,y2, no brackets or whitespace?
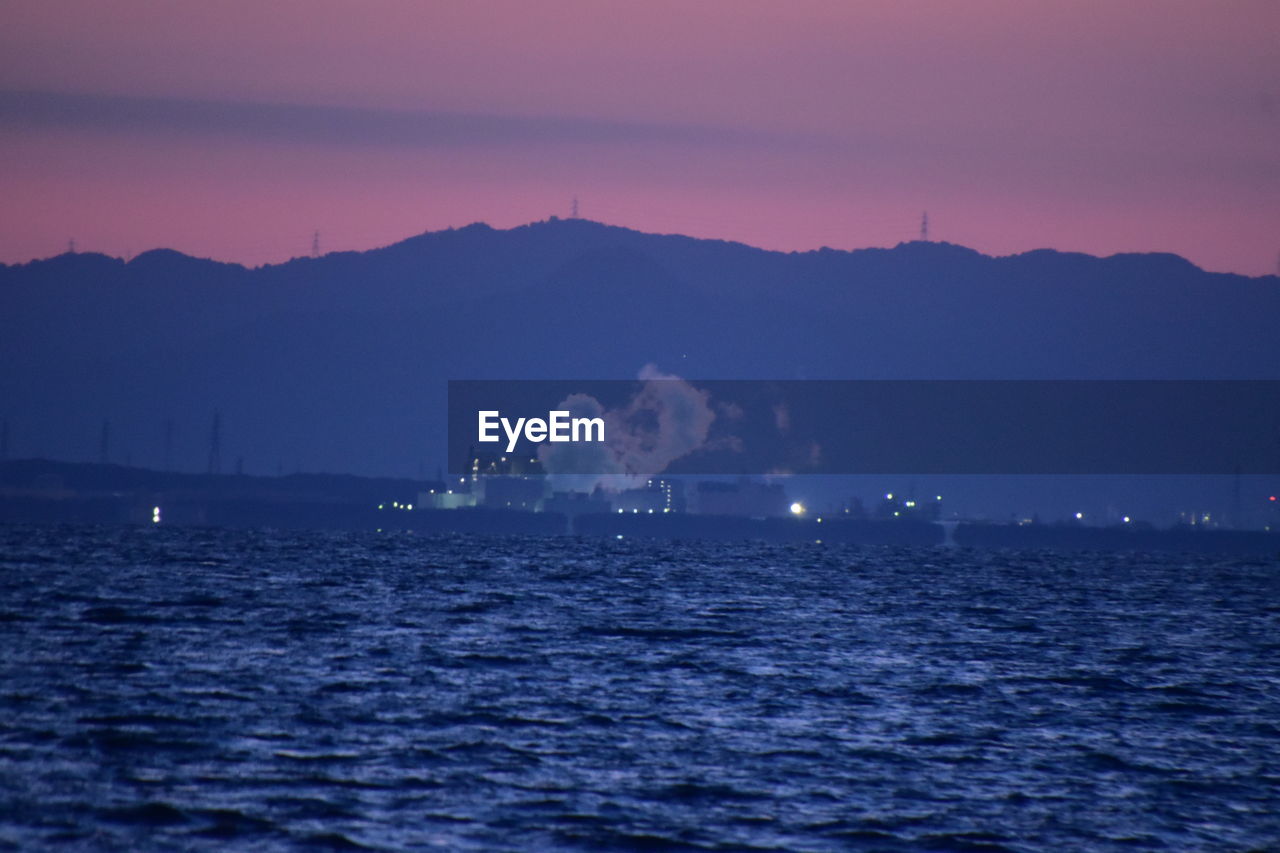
7,216,1262,279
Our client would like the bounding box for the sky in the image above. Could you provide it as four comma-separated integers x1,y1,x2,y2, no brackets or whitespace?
0,1,1276,275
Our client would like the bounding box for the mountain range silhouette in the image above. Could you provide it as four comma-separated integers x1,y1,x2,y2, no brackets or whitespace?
3,218,1277,476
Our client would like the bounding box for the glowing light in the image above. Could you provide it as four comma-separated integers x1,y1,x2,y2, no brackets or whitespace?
1123,516,1131,523
151,506,161,524
1075,512,1084,519
790,502,805,515
378,504,384,509
886,493,893,500
905,500,916,507
406,504,413,511
936,495,942,501
893,511,900,517
1272,496,1277,502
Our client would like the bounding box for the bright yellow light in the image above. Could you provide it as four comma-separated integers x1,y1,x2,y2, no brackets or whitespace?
1123,516,1131,523
1075,512,1084,519
790,502,805,515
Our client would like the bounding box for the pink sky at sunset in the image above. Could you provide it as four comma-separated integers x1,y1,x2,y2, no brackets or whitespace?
1,1,1276,274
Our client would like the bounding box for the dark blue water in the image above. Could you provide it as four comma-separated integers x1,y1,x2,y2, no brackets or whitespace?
1,525,1278,851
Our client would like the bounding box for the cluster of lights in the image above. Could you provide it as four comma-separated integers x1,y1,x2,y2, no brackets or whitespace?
378,501,414,511
469,455,541,482
151,505,161,524
647,479,676,511
610,480,678,515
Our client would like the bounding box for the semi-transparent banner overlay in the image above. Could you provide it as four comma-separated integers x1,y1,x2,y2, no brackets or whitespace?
447,380,1280,475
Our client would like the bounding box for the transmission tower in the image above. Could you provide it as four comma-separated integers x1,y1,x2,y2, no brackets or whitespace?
1232,465,1242,529
207,411,222,475
920,212,929,242
311,231,320,259
163,419,174,472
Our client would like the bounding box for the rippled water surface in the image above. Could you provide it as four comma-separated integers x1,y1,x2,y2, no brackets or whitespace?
1,525,1278,851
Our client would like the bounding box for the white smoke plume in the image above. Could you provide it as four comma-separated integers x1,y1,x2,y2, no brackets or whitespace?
538,364,716,492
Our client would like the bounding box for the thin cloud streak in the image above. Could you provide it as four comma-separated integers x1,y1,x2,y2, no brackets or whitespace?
0,89,776,151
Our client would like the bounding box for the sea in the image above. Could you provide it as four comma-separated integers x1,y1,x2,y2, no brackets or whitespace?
1,524,1278,851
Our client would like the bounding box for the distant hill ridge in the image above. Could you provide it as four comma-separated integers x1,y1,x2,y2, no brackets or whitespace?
2,218,1277,476
0,217,1227,271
